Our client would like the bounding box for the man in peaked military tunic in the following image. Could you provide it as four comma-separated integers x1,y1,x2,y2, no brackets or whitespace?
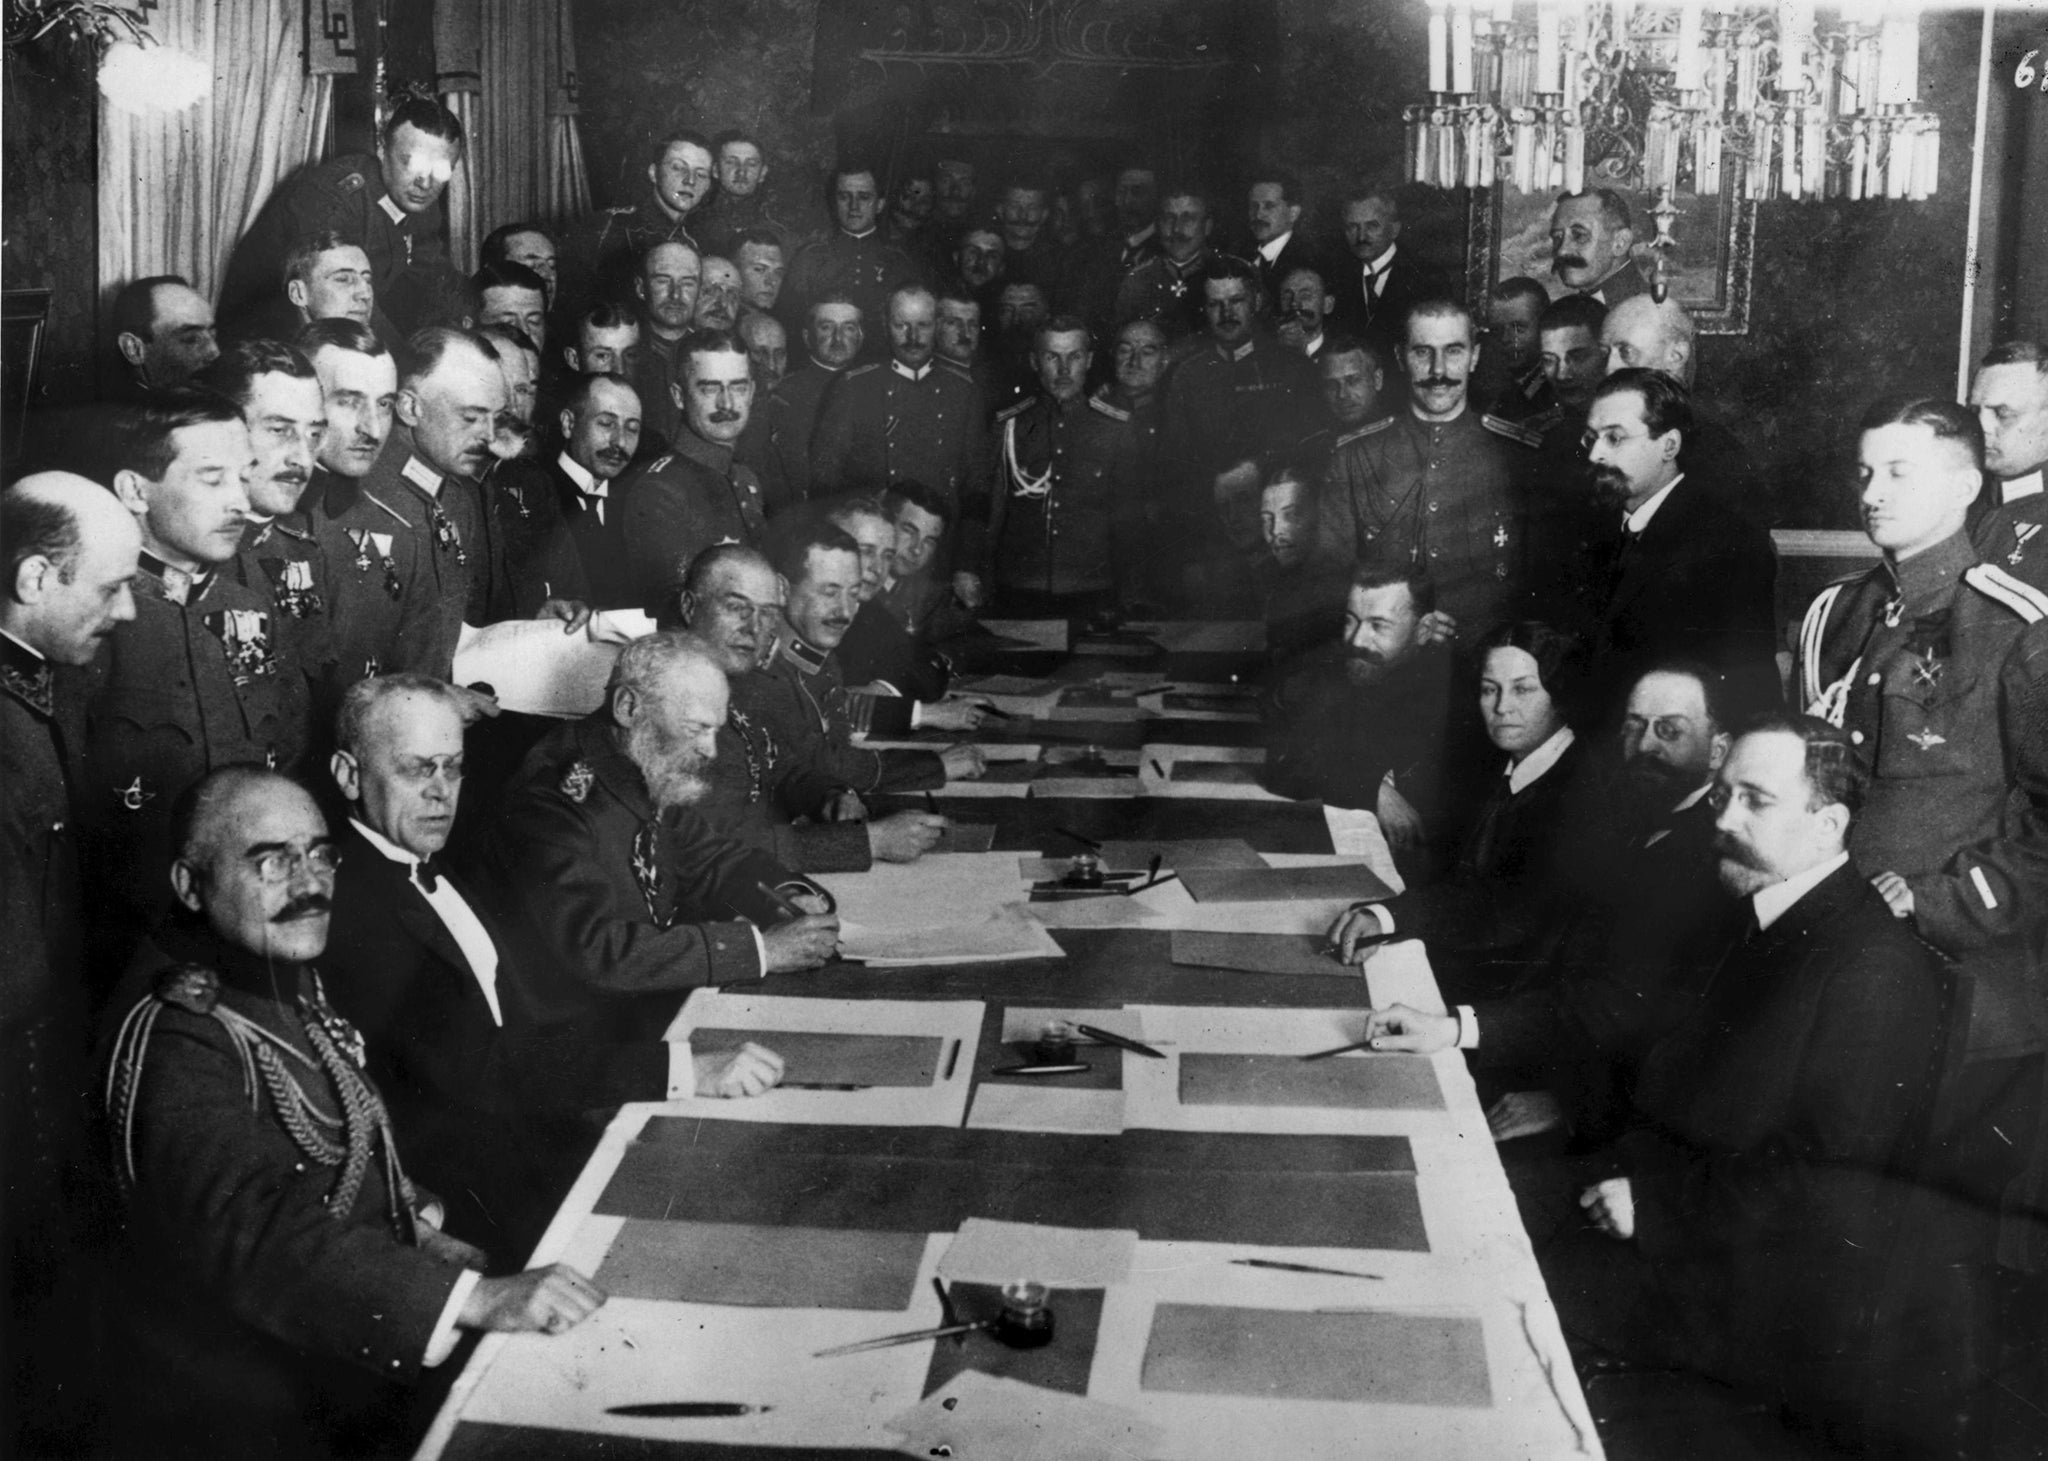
1321,300,1541,633
735,524,982,800
220,98,465,337
98,767,605,1458
295,319,446,697
1968,342,2048,592
1796,396,2048,1271
808,285,995,595
989,316,1151,616
738,294,864,514
563,131,716,314
617,328,769,612
1157,261,1321,613
782,163,923,343
1,474,140,1454
85,394,310,956
199,341,347,727
483,634,841,1045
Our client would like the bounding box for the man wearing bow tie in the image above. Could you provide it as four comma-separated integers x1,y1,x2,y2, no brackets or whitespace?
321,673,783,1253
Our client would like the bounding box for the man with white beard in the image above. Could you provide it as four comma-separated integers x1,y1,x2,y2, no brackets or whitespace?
483,631,841,1041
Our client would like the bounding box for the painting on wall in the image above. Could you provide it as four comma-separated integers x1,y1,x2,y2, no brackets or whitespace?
1466,182,1756,334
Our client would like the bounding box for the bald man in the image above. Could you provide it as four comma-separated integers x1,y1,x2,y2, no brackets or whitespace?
1599,295,1765,521
2,472,142,1448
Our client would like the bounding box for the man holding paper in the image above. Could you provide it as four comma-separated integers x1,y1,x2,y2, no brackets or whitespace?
484,632,840,1042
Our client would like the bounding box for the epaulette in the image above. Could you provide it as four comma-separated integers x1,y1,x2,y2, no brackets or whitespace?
842,362,882,380
274,519,315,543
606,204,635,216
1481,413,1543,448
995,398,1033,425
360,489,415,530
936,358,974,382
1088,394,1130,422
645,454,676,473
1965,563,2048,624
1334,417,1394,448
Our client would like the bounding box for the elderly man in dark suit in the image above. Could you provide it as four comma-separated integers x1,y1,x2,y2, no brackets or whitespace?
320,674,784,1253
1578,368,1777,710
97,766,605,1458
1547,714,1951,1447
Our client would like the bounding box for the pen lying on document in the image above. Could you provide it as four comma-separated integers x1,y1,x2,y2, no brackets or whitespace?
782,1082,870,1092
1075,1023,1165,1059
990,1063,1091,1076
1231,1258,1383,1280
606,1402,770,1418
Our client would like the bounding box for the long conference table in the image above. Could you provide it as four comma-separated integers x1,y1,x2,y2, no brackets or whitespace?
416,620,1604,1461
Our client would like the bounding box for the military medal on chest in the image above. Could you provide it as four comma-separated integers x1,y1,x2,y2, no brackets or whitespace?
2010,522,2041,566
348,529,404,599
271,558,324,618
205,607,278,685
427,503,467,567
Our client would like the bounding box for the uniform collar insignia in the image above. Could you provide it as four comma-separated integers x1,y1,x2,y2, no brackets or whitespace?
558,760,595,802
781,634,829,676
0,649,53,717
376,193,405,225
890,358,933,383
138,550,210,606
1218,339,1255,363
400,454,444,494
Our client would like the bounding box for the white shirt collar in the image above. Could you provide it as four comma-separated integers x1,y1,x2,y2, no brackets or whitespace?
841,226,877,240
401,454,444,495
1624,472,1685,534
1364,243,1397,279
1257,230,1293,264
2003,468,2045,503
1753,850,1850,932
1,627,45,661
556,451,602,495
1673,781,1712,813
350,818,504,1025
1507,724,1575,794
891,358,933,382
376,193,406,225
1303,331,1325,358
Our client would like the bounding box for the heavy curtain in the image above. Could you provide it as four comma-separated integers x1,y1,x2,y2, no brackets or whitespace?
98,3,333,306
438,0,593,272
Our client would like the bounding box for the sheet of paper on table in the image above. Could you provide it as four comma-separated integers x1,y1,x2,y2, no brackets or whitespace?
840,906,1065,966
815,852,1033,928
1118,1005,1461,1138
967,1081,1128,1134
449,617,624,717
1169,930,1365,979
1139,1302,1492,1408
937,1218,1139,1288
979,618,1070,652
1180,863,1395,904
663,991,983,1126
1019,840,1264,880
1121,620,1268,653
888,1372,1163,1461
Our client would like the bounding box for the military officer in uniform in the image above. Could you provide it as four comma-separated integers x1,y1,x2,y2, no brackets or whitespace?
808,285,995,600
630,240,703,452
739,294,864,514
989,316,1151,616
1796,395,2048,1272
1157,260,1321,612
84,392,311,967
732,523,982,800
617,328,768,611
1968,342,2048,591
782,162,923,341
677,546,943,871
483,633,842,1043
563,130,715,313
198,341,346,726
294,319,445,697
1,474,140,1454
98,766,605,1459
221,98,466,336
1113,185,1243,344
359,328,589,676
1321,300,1541,634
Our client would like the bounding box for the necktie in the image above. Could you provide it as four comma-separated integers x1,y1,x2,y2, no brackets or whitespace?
413,858,441,895
583,492,607,526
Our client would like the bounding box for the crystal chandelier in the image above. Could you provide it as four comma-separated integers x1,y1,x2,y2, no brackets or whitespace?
1405,2,1941,278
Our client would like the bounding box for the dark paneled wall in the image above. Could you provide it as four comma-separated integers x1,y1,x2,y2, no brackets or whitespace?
4,33,102,407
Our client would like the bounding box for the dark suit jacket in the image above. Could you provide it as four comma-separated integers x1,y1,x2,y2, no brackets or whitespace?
323,823,666,1251
1330,249,1445,351
1586,475,1779,708
545,455,635,609
1612,863,1950,1414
